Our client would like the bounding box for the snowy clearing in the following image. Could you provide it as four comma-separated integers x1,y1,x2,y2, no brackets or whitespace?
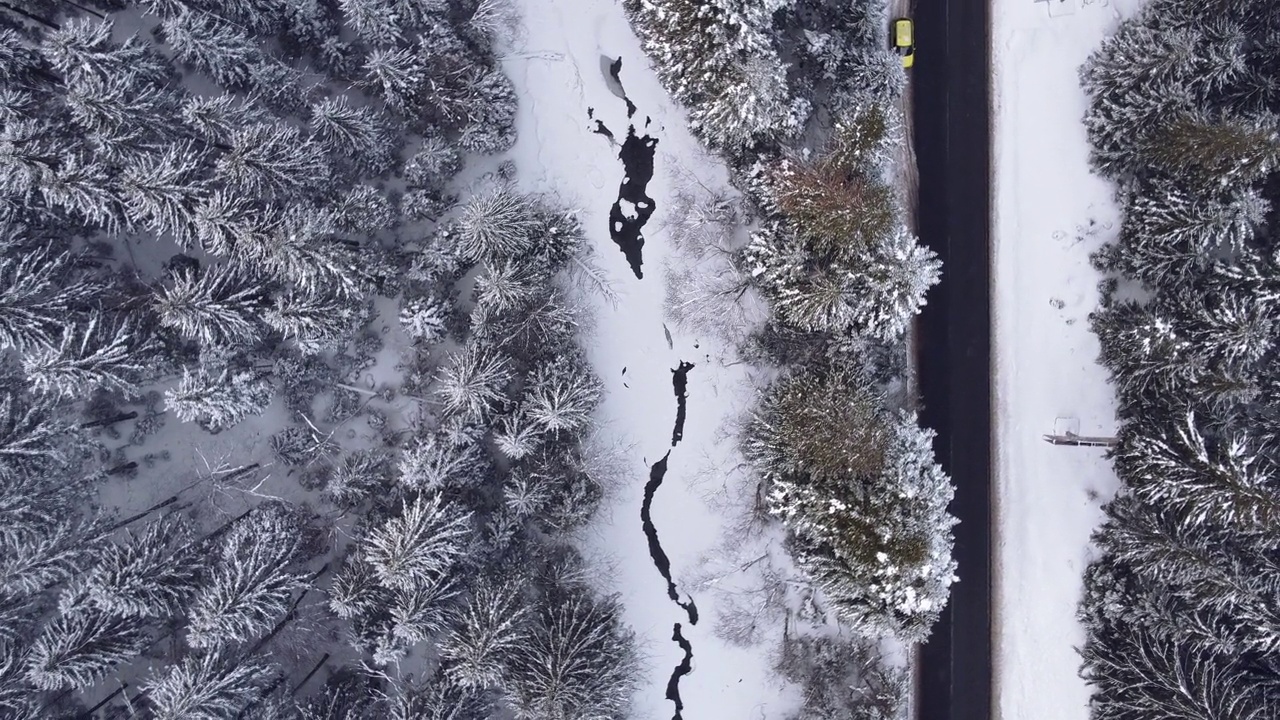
504,1,801,717
991,0,1141,717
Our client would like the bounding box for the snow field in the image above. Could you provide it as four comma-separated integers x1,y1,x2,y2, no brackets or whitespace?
991,0,1141,717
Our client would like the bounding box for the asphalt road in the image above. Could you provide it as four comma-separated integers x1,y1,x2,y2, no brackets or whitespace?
909,0,993,717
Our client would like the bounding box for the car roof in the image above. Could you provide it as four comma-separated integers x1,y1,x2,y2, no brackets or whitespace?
896,19,913,43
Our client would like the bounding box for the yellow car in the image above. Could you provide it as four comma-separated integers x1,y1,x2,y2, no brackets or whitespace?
894,18,915,69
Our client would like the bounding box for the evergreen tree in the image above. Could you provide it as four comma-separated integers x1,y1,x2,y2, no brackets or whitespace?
398,292,449,343
521,354,602,436
361,492,471,592
506,588,637,720
435,345,512,421
160,11,263,88
21,314,158,399
145,650,271,720
217,122,330,199
0,245,101,352
323,449,392,509
25,611,146,691
41,19,172,88
397,434,486,491
309,95,395,174
389,572,459,644
389,670,492,720
117,142,208,244
83,515,203,619
454,187,541,261
362,46,425,113
440,577,529,689
263,289,361,355
184,506,308,649
154,262,266,348
180,93,270,144
164,365,273,432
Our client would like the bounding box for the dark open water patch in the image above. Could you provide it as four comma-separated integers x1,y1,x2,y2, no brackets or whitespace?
666,623,694,720
595,56,657,279
610,127,658,278
671,361,694,447
642,453,698,625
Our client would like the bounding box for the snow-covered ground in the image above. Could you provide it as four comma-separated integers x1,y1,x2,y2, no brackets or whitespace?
503,2,800,718
991,0,1141,717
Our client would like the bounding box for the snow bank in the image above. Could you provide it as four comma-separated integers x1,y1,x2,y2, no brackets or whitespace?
991,0,1141,717
503,0,800,717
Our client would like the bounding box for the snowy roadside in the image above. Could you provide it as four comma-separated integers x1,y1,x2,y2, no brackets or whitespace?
502,1,801,717
990,0,1140,718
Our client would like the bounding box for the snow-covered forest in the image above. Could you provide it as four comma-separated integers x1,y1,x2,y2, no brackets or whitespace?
0,0,954,717
1077,0,1280,715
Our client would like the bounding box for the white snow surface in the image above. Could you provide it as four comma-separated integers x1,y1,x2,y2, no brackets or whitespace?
991,0,1141,718
504,2,801,718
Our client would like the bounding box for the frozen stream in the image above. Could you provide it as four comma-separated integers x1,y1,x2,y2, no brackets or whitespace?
505,0,801,717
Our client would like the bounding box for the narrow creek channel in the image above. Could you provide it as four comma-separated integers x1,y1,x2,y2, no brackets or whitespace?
641,361,699,717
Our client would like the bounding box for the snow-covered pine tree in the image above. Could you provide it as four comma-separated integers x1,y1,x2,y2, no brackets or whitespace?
1145,110,1280,187
439,576,529,689
164,365,273,432
40,18,172,89
506,587,637,720
83,515,203,619
361,492,471,593
749,368,957,641
184,505,309,650
388,571,459,645
153,262,266,348
521,353,602,436
24,611,146,691
397,292,449,344
263,288,361,355
454,187,542,261
397,433,487,491
180,93,270,144
160,11,264,88
0,245,102,352
361,46,426,114
434,344,512,421
493,411,544,460
405,136,462,190
217,122,330,199
389,669,492,720
323,449,392,509
309,95,396,175
116,141,208,245
144,650,272,720
21,314,158,399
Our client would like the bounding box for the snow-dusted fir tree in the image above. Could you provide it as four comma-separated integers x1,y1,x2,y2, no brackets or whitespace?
397,433,487,491
21,314,157,399
453,187,542,261
323,450,392,509
435,345,512,421
184,505,309,650
361,492,471,592
398,292,450,344
0,246,102,352
164,365,273,432
309,95,396,175
506,588,637,720
144,650,271,720
521,354,603,437
153,262,266,348
82,515,202,619
389,669,493,720
749,369,957,641
263,289,361,355
160,11,264,88
439,576,529,689
25,611,145,691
